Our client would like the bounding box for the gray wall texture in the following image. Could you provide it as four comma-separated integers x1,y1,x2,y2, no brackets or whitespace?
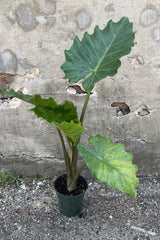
0,0,160,177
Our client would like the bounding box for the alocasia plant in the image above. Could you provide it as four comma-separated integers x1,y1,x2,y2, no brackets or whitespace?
0,17,139,199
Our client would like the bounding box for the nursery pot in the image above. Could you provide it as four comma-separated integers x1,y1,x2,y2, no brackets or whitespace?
54,174,88,217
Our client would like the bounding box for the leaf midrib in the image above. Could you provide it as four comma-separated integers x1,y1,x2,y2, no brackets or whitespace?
93,23,123,75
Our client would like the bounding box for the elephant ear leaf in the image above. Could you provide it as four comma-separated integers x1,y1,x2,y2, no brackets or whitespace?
0,89,84,145
61,17,135,93
78,135,139,200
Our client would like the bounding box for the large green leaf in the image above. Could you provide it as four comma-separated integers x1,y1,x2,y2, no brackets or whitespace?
55,121,84,145
61,17,135,92
78,135,139,200
0,89,84,144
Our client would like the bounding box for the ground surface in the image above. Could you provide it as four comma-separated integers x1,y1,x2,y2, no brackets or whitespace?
0,175,160,240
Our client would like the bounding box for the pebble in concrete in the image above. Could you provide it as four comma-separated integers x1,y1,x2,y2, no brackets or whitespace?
140,8,158,26
47,17,56,27
62,15,68,23
0,49,18,74
35,0,56,15
150,56,160,75
18,58,32,69
136,105,150,116
76,9,91,30
157,85,160,94
128,55,144,69
153,28,160,41
35,16,47,25
16,4,36,31
7,10,15,25
105,4,115,12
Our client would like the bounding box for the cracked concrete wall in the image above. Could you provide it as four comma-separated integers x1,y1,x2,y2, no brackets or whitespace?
0,0,160,176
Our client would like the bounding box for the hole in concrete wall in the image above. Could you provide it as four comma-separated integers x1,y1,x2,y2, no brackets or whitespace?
0,73,14,88
0,73,14,101
135,105,150,116
128,55,144,68
0,97,13,105
66,84,89,95
111,102,130,116
0,67,41,107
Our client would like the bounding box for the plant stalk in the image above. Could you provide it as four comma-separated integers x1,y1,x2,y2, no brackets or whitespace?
58,93,91,192
80,92,91,125
71,145,78,177
71,92,91,179
56,128,72,185
67,138,73,165
67,163,86,192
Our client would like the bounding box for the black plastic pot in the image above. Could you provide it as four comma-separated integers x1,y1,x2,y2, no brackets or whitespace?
54,174,88,217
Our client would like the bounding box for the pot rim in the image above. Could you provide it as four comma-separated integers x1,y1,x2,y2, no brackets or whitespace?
54,173,88,198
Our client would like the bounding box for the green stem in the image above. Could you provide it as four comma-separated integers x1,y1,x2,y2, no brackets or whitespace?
70,92,91,185
71,145,78,177
66,138,73,165
67,163,86,192
56,128,72,184
80,92,91,125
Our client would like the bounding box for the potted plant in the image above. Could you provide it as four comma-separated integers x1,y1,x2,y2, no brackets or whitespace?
0,17,139,217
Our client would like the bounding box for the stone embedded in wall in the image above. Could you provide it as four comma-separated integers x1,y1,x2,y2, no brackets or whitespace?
35,16,47,25
128,55,144,69
76,9,91,30
153,28,160,41
46,16,56,27
0,67,41,101
105,4,115,12
35,15,56,27
0,73,14,100
135,105,150,116
38,41,43,48
68,32,75,40
157,85,160,95
140,7,158,26
0,49,18,75
35,0,56,15
0,73,14,94
18,58,32,69
62,15,68,23
16,4,37,31
7,10,16,25
10,67,41,94
150,56,160,75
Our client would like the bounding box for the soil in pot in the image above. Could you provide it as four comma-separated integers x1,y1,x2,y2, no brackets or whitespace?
54,174,88,217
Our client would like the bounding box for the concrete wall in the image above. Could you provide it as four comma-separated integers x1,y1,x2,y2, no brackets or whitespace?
0,0,160,177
